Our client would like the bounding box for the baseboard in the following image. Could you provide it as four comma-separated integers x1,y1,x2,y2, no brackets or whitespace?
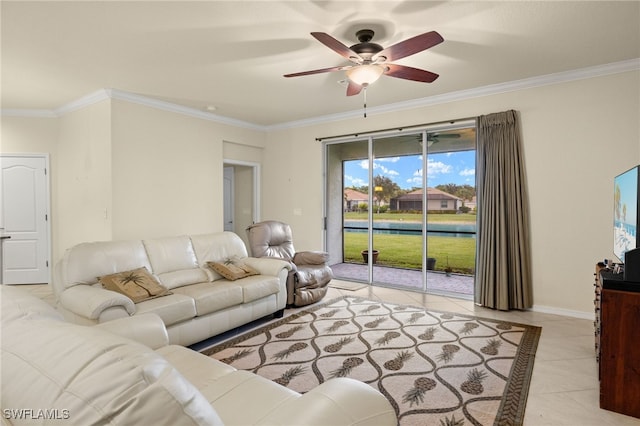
531,304,595,321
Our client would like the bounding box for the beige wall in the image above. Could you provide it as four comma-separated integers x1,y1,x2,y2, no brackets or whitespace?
0,116,58,153
2,69,638,317
1,106,113,263
109,101,265,241
111,101,215,240
1,99,266,266
57,101,113,258
263,70,640,316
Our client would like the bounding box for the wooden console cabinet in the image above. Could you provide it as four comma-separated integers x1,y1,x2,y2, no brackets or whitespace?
598,271,640,419
593,262,606,362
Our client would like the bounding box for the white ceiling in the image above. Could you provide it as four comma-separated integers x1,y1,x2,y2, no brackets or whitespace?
2,1,639,127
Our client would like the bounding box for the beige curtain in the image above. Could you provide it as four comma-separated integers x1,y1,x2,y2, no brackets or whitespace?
475,110,533,310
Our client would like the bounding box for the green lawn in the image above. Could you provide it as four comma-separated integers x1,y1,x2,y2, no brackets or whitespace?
343,212,476,274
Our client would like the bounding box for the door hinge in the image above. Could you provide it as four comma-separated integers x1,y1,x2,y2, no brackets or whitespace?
46,261,49,267
45,214,48,221
44,168,47,175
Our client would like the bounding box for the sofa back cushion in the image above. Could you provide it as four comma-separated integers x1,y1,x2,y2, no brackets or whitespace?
59,240,152,291
143,236,209,289
1,288,224,426
190,232,249,262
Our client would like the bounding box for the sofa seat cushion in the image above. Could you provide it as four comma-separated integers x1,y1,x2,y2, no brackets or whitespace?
234,275,281,303
135,293,196,326
158,345,298,425
157,268,210,290
157,345,237,381
171,282,243,316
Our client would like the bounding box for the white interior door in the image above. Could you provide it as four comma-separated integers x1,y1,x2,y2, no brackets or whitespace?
1,155,50,284
223,166,235,231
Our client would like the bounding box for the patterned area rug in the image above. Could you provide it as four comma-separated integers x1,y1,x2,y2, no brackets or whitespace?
202,296,541,426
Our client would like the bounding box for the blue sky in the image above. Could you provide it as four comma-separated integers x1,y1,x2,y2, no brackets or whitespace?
615,166,638,225
344,150,476,190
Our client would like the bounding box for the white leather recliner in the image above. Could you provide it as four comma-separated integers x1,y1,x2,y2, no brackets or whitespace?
246,220,332,307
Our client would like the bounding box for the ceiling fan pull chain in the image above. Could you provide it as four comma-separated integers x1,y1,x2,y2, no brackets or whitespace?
363,87,367,118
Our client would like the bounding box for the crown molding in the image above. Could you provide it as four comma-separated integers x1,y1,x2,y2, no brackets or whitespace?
107,89,265,131
0,88,263,131
266,58,640,130
2,58,638,131
55,89,111,115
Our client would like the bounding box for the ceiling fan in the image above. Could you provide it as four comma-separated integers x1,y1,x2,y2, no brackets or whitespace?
284,29,444,96
427,132,461,145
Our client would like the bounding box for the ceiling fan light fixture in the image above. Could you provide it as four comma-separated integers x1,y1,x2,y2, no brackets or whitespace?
346,64,384,86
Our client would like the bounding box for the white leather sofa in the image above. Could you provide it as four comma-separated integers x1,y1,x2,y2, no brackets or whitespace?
52,232,292,346
1,286,398,426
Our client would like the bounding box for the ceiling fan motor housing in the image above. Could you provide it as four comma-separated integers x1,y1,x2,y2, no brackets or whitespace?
350,29,383,59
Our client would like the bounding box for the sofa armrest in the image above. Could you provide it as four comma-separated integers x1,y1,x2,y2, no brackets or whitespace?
258,378,396,426
59,285,136,320
293,251,329,266
242,257,292,276
94,313,169,349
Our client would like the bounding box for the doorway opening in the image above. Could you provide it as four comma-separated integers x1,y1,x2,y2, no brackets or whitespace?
223,160,260,246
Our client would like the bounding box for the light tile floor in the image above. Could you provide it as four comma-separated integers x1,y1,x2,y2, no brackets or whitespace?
15,281,640,426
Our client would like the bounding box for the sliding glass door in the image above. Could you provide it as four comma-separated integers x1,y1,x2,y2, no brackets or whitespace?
325,124,476,297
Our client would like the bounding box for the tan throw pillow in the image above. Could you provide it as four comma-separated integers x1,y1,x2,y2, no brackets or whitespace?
206,259,258,281
99,267,171,303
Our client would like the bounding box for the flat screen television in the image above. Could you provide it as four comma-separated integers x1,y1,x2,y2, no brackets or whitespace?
614,165,639,262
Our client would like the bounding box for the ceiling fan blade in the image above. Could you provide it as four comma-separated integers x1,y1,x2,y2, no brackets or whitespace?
346,81,363,96
428,134,461,143
373,31,444,62
311,32,363,63
284,65,350,78
384,63,439,83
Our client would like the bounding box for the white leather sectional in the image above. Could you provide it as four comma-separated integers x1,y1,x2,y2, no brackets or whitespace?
52,232,291,346
1,286,398,426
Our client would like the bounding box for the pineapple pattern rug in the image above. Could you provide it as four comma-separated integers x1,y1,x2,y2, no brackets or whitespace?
202,296,541,426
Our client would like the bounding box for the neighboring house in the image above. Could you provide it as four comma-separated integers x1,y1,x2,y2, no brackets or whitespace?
390,188,462,212
344,188,369,211
466,196,477,212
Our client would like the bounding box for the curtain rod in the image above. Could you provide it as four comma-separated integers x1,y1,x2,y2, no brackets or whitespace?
315,116,477,142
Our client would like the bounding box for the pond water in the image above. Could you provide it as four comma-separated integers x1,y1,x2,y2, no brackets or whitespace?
344,220,476,238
